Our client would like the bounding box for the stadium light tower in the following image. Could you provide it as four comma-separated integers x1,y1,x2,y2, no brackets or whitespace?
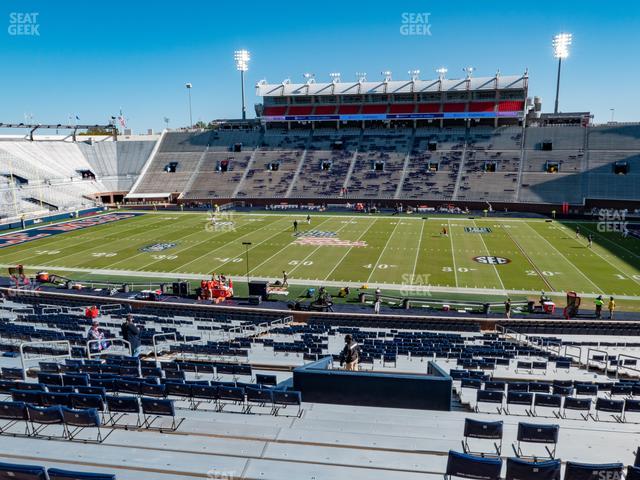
436,67,447,80
553,32,572,114
234,49,251,120
185,83,193,128
408,69,420,81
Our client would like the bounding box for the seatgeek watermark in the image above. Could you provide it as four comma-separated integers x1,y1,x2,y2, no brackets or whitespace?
8,12,40,36
204,210,236,233
596,208,628,233
400,12,432,36
399,273,433,297
206,469,235,480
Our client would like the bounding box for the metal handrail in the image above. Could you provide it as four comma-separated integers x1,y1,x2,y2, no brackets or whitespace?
563,345,582,364
19,340,72,381
615,353,640,379
586,347,609,373
86,338,131,359
152,333,177,361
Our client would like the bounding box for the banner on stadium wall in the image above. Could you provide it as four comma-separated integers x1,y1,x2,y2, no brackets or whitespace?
262,111,523,122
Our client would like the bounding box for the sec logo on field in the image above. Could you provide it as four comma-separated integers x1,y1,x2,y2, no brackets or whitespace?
473,256,511,265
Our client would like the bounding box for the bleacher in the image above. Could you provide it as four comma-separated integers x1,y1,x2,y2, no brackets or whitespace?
1,293,640,478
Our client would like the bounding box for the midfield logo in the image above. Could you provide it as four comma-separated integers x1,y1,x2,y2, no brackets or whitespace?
140,243,177,253
465,227,492,234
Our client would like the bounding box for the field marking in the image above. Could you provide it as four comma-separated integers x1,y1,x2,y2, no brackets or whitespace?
48,214,210,268
410,220,425,285
3,215,174,267
366,220,401,284
0,214,163,261
447,220,459,288
323,218,379,282
554,222,640,289
569,222,640,260
285,217,356,277
117,215,260,271
523,222,604,293
472,219,506,293
500,223,554,291
242,216,337,275
169,216,292,273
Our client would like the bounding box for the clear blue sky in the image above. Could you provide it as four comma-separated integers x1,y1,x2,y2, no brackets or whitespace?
2,0,638,133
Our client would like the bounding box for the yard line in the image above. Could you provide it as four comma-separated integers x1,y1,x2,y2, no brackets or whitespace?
171,217,291,273
409,220,425,285
472,219,506,293
501,223,554,291
286,217,356,277
245,216,337,275
366,219,402,284
19,215,177,267
523,221,604,293
0,214,164,259
554,222,640,289
323,218,378,282
447,219,459,288
109,215,257,271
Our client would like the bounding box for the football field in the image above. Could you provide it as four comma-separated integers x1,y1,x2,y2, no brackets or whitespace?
1,210,640,299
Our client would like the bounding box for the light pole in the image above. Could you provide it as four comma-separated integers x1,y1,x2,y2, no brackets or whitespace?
242,241,252,284
553,33,572,114
185,83,193,128
234,49,250,120
610,108,615,123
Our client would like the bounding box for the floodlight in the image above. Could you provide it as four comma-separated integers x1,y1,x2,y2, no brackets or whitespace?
234,49,250,72
553,33,572,59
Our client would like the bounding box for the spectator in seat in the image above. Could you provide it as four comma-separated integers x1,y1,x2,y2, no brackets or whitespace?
87,320,108,352
121,314,141,357
339,334,361,371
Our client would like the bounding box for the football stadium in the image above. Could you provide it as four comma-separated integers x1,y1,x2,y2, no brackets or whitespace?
1,2,640,479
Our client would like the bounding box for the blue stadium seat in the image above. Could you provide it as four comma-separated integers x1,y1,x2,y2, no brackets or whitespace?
140,398,182,431
62,406,110,443
47,467,116,480
461,418,503,456
506,457,561,480
0,461,47,479
512,422,559,459
105,395,140,427
272,390,302,417
445,450,502,480
563,461,623,480
0,401,29,436
27,404,65,438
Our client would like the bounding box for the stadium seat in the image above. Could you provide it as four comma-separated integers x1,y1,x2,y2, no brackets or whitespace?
272,390,302,417
245,387,274,414
27,404,65,438
530,393,562,418
0,401,30,436
563,462,623,480
593,397,624,422
475,390,504,414
61,406,110,442
461,418,503,456
140,398,182,431
505,457,561,480
47,468,116,480
512,423,559,459
0,461,47,479
105,395,140,427
561,397,591,420
445,450,502,480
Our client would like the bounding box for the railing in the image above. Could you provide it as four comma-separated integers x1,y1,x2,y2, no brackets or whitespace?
585,348,609,373
615,353,640,380
100,304,124,314
563,345,582,364
152,333,177,361
19,340,72,381
86,338,131,359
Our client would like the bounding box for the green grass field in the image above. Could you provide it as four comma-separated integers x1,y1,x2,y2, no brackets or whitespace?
1,211,640,303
